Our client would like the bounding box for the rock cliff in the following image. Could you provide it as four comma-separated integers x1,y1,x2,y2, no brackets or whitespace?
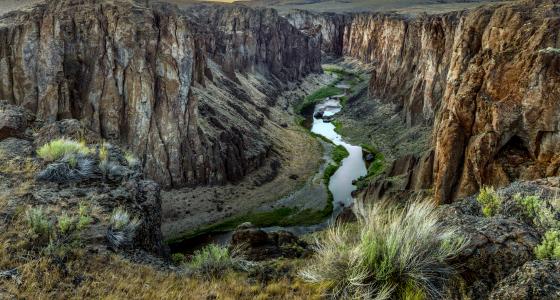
0,0,321,188
289,0,560,204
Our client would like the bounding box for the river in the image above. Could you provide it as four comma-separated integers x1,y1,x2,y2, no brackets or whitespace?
169,93,367,254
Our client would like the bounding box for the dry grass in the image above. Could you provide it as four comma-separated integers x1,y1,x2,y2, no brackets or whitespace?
0,252,325,299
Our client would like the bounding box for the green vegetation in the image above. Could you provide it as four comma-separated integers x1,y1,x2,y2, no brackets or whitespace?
332,120,343,135
476,186,502,217
171,253,186,265
296,85,343,114
354,144,386,190
300,201,467,299
331,145,349,165
26,207,52,238
37,139,90,162
125,151,140,167
535,230,560,260
323,164,338,184
186,244,248,279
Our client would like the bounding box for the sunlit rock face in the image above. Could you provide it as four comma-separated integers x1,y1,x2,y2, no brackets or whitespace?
288,0,560,203
0,0,321,188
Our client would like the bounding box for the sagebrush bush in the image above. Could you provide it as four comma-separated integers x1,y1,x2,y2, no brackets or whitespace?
535,230,560,260
300,201,467,299
186,244,249,279
477,186,501,217
107,208,141,249
26,207,52,238
37,139,90,162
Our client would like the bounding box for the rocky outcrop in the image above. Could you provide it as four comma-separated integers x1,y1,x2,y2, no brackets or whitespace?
443,203,541,299
489,260,560,300
285,10,349,56
229,223,310,261
0,100,33,140
0,0,321,188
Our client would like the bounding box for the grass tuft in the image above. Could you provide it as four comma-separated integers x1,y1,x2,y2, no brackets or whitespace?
37,139,90,162
185,244,249,279
300,201,467,299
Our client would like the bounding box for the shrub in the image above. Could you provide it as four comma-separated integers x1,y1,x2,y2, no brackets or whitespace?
171,253,186,265
107,208,141,249
186,244,248,279
26,207,52,238
300,201,467,299
36,155,97,183
57,213,76,235
37,139,90,162
513,194,560,230
77,202,93,230
477,186,501,217
535,230,560,260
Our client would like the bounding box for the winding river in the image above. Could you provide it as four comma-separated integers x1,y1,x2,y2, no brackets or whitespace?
312,98,367,215
169,89,367,253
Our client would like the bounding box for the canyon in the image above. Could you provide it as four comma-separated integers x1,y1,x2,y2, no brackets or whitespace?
0,0,557,233
288,0,560,205
0,0,559,298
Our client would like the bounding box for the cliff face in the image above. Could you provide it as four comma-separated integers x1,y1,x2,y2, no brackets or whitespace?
284,10,348,56
343,13,459,127
433,0,560,203
0,0,321,188
352,0,560,203
289,0,560,203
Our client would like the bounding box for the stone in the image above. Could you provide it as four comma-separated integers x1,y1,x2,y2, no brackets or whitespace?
230,227,309,261
0,101,32,140
489,260,560,300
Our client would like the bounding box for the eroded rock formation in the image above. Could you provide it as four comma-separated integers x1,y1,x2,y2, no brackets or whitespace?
289,0,560,204
0,0,321,188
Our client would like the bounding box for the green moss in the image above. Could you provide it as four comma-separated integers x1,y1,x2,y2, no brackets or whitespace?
332,120,343,135
323,164,339,185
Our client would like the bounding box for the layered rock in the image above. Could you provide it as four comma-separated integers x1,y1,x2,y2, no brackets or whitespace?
0,0,321,188
300,0,560,204
285,10,349,56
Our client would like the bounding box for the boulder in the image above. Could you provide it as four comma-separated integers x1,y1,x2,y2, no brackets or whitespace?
0,138,34,159
229,224,309,261
0,101,32,140
489,260,560,300
441,202,541,299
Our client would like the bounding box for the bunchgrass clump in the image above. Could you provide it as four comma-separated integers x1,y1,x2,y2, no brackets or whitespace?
37,139,90,162
26,207,52,238
535,230,560,260
186,244,248,279
300,201,467,299
477,186,501,217
107,208,141,248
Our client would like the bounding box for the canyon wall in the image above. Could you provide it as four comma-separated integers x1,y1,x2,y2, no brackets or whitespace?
289,0,560,203
355,0,560,203
0,0,321,188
